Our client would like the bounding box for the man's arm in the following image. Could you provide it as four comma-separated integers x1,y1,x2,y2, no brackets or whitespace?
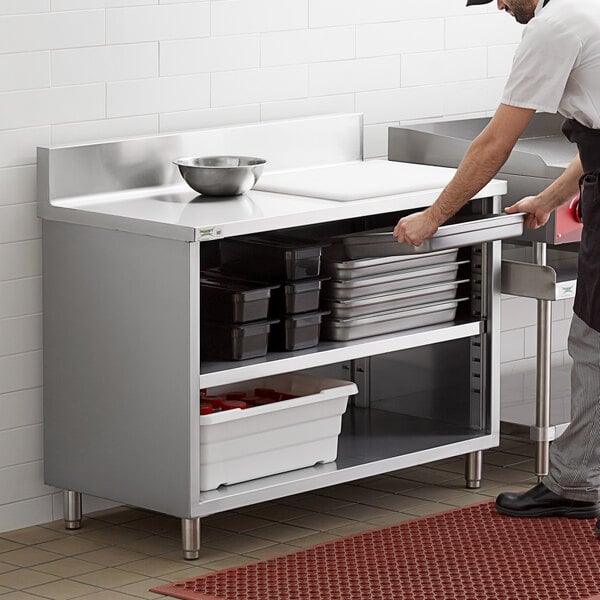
394,103,536,246
505,154,583,229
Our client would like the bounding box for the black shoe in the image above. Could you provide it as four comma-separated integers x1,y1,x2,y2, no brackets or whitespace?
495,482,600,519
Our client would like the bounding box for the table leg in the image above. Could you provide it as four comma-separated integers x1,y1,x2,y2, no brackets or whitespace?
465,450,482,489
63,490,82,530
182,517,200,560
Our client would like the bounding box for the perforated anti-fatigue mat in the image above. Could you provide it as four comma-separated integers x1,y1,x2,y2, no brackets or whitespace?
151,501,600,600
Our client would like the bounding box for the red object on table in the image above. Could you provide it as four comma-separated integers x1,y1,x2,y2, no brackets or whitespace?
251,397,278,406
244,396,262,406
200,402,213,415
203,395,224,410
252,390,298,403
221,399,247,410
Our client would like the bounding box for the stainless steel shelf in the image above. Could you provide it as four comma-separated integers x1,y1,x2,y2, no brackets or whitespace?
200,319,483,388
194,406,493,516
501,247,577,300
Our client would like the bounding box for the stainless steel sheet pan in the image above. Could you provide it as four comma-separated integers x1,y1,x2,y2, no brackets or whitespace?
322,279,468,319
322,261,468,300
323,249,459,280
333,213,524,259
321,298,468,341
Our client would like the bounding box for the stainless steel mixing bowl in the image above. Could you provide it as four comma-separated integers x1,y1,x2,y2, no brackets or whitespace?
173,155,267,196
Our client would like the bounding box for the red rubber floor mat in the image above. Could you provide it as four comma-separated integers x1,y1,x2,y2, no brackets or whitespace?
151,501,600,600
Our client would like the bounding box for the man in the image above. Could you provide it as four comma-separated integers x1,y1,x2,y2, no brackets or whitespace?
394,0,600,527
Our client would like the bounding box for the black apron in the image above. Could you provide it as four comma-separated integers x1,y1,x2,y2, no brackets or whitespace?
561,118,600,332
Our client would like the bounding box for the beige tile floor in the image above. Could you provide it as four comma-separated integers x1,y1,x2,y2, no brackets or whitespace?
0,436,540,599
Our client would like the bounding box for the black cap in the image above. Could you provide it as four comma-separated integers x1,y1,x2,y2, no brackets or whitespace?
466,0,493,4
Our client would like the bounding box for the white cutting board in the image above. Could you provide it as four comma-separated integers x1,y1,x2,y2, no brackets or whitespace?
253,160,457,202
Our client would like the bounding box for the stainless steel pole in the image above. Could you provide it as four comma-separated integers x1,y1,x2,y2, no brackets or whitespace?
533,242,552,481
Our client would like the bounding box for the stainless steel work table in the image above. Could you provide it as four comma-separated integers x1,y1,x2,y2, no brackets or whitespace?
38,113,509,558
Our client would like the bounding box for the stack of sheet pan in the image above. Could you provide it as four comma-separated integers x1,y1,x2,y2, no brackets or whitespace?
320,234,468,341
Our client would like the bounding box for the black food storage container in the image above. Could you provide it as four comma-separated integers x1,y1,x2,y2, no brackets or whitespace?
269,311,329,352
200,272,278,323
270,277,326,315
201,319,279,361
220,234,324,281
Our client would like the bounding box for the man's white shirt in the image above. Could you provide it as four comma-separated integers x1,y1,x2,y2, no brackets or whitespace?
502,0,600,128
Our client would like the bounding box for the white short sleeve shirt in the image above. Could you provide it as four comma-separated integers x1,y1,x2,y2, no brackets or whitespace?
501,0,600,128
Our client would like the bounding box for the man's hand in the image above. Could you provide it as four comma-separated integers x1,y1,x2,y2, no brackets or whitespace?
504,155,582,228
393,209,439,246
505,195,552,229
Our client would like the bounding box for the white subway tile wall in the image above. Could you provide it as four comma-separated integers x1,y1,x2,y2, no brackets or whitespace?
0,166,37,206
309,56,401,96
401,48,487,88
0,84,106,130
160,105,260,133
107,73,211,117
160,36,260,75
0,127,49,168
261,27,355,67
51,115,159,146
106,4,210,44
211,0,307,36
0,11,105,53
0,0,567,532
0,277,42,320
211,64,309,107
52,43,159,86
0,1,49,16
0,52,50,92
259,94,354,123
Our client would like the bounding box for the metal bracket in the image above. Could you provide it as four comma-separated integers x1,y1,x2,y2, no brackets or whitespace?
500,259,577,301
530,425,556,443
530,423,570,442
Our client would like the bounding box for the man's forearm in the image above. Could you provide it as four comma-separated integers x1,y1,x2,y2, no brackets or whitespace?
427,135,512,224
422,103,535,226
538,154,583,210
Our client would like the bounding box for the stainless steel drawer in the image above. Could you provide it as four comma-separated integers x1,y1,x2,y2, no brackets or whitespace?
333,213,524,259
321,298,468,342
323,249,459,280
322,279,468,319
322,261,468,300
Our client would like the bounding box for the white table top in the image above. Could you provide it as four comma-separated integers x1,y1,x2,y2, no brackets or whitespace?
254,160,464,201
